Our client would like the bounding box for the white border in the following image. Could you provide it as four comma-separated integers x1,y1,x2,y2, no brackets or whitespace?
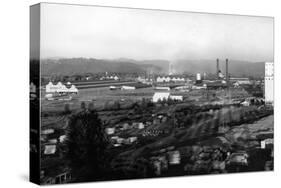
0,0,280,188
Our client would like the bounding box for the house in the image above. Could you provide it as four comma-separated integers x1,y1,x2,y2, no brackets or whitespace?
47,139,58,144
127,137,138,143
150,155,168,176
113,76,119,80
41,129,54,135
155,86,170,91
121,123,129,130
168,150,181,165
68,85,78,93
45,81,78,93
192,84,207,90
44,145,57,155
152,160,162,176
59,135,66,143
136,76,146,83
109,86,118,90
261,138,273,149
45,82,63,93
170,95,183,101
226,152,248,166
174,86,190,92
105,127,115,135
156,76,185,83
104,75,119,80
121,86,136,90
111,136,119,140
138,122,145,129
233,82,240,88
175,76,184,82
116,138,125,144
113,144,121,147
152,92,170,102
156,76,171,83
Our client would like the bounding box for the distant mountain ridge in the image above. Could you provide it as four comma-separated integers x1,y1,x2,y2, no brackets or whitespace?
41,58,265,77
41,58,169,75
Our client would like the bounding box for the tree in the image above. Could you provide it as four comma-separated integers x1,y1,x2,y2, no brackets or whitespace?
104,101,110,110
80,102,86,110
88,102,94,111
141,98,147,108
63,103,71,115
63,105,110,182
113,101,120,110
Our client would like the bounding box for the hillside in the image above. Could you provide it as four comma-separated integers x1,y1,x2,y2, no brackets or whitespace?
114,58,170,73
41,58,168,76
41,58,265,78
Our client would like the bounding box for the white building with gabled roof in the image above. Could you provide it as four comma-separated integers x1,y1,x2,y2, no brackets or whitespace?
121,86,136,90
69,85,78,93
170,95,183,101
152,92,183,103
152,92,170,102
156,76,185,83
45,81,78,93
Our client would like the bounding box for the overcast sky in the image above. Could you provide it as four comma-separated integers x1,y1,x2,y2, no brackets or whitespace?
40,3,274,62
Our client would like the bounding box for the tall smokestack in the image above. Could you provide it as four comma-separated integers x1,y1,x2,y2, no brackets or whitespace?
216,58,219,78
226,58,229,87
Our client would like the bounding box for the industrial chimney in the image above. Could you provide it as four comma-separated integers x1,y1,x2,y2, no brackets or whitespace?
225,58,231,101
216,58,219,79
225,58,229,89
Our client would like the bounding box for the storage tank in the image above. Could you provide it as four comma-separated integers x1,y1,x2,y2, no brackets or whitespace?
196,73,202,84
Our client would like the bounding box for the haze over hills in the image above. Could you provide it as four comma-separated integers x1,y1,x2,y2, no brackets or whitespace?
41,58,168,76
112,58,170,72
173,59,265,77
41,58,265,77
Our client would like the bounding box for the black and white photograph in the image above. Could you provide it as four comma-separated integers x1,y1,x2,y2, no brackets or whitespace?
29,2,274,185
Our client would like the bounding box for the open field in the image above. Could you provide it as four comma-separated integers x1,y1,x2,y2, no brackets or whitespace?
76,81,137,89
40,86,254,138
41,86,154,112
41,86,249,112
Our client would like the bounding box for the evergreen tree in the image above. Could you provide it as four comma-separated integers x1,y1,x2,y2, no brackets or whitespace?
64,104,110,182
80,101,86,111
63,103,71,115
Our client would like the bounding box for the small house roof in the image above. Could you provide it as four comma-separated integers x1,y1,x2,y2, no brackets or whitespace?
44,145,57,155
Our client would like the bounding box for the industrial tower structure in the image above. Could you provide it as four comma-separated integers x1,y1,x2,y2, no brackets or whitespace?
265,62,274,105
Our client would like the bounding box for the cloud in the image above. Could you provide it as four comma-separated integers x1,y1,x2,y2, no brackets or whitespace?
40,3,273,62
